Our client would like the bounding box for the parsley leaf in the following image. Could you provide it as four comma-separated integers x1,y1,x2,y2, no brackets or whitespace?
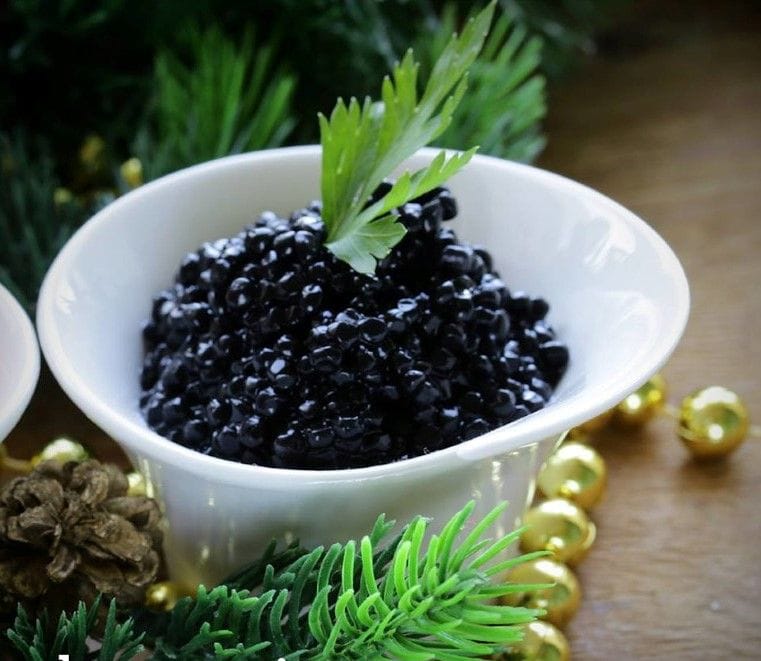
319,2,496,274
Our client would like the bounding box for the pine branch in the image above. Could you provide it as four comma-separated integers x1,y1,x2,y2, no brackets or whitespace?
0,132,87,313
416,3,547,163
6,596,144,661
500,0,632,79
222,539,310,592
139,502,546,659
3,503,546,659
134,25,297,181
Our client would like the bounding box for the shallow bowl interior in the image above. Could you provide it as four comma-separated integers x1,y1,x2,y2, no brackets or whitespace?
36,146,689,583
0,284,40,442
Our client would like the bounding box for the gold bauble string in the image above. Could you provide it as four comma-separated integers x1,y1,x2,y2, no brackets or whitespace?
520,499,594,566
537,442,607,509
504,558,582,627
677,386,750,458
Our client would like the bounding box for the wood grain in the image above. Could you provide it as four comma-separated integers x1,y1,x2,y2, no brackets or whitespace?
538,3,761,659
3,2,761,659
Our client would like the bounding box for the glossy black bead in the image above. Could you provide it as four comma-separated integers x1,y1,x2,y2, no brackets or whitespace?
529,297,550,321
206,398,231,427
420,200,443,232
521,389,546,412
239,416,264,448
183,419,209,446
438,190,457,220
213,425,240,455
306,426,334,448
507,291,531,316
462,417,490,440
334,416,363,440
491,388,516,418
141,184,569,469
440,245,474,275
539,341,570,374
358,316,387,343
530,377,553,400
400,202,424,231
255,387,282,417
226,277,255,309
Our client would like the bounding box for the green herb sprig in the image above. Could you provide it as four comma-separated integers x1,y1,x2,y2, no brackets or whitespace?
319,2,496,274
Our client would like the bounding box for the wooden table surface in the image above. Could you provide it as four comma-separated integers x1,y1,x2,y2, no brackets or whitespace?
537,2,761,659
4,2,760,659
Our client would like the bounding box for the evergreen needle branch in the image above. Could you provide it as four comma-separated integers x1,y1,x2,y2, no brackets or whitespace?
0,132,87,313
319,2,496,274
5,501,546,659
6,596,144,660
416,3,547,162
139,500,544,659
135,26,297,181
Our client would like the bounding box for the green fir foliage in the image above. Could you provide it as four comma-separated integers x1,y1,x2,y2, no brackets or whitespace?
0,0,630,311
5,502,548,659
134,26,297,181
7,596,144,661
502,0,631,78
0,133,87,312
417,4,547,162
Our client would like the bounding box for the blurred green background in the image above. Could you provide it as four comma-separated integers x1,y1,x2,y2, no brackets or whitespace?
0,0,630,312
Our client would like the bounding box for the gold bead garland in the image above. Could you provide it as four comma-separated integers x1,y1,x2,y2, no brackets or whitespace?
30,437,91,466
537,442,606,509
520,499,594,566
614,374,667,426
126,470,148,496
120,157,144,189
504,620,571,661
677,386,750,458
505,558,581,627
53,186,74,207
144,581,190,611
508,374,756,659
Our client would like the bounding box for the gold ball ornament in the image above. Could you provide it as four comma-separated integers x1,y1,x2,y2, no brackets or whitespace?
678,386,749,458
79,134,106,170
615,374,667,426
120,157,143,189
145,581,186,611
571,409,614,435
563,429,591,444
53,187,74,207
520,499,595,565
503,558,581,627
507,621,570,661
30,438,90,467
126,471,147,497
537,442,607,509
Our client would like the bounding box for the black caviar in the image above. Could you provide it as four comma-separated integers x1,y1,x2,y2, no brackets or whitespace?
140,185,569,469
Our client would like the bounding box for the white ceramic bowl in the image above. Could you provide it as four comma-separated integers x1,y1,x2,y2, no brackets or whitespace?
0,284,40,443
37,146,689,587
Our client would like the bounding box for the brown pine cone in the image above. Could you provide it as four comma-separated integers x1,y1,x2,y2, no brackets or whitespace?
0,459,163,614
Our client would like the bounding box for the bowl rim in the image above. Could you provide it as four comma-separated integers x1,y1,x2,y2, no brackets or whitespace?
37,145,689,484
0,283,40,442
